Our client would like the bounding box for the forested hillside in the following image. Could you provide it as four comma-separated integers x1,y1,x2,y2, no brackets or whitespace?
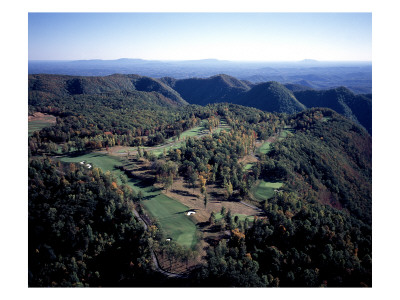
164,74,252,105
29,73,372,134
28,158,157,286
293,87,372,134
28,73,187,105
191,107,371,287
232,81,306,114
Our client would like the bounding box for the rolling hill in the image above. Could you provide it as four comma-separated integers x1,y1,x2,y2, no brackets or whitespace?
293,87,372,134
163,74,252,106
28,74,188,106
232,81,306,114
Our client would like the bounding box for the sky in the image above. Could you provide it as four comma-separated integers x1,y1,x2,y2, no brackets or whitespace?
28,12,372,62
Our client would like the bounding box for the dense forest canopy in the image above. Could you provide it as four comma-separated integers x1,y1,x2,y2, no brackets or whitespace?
28,73,372,287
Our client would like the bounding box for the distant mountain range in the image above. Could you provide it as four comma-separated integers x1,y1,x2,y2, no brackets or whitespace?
28,58,372,94
28,73,372,134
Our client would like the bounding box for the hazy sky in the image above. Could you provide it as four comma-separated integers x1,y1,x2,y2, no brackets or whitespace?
28,12,372,61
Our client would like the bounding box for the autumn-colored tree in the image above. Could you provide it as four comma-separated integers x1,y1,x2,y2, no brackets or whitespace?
199,174,207,195
224,180,233,200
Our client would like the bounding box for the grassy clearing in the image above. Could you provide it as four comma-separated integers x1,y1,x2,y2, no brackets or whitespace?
59,152,198,248
28,121,53,136
28,114,56,136
165,122,208,144
278,128,294,140
244,163,254,170
251,180,283,202
258,142,272,154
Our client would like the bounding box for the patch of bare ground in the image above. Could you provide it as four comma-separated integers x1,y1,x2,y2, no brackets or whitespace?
28,112,57,123
238,154,258,166
121,158,156,180
163,178,262,224
316,184,343,210
99,146,138,157
255,140,264,148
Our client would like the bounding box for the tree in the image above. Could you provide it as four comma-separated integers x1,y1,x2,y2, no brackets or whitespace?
209,211,216,225
164,175,173,191
199,174,207,195
224,180,233,200
220,206,226,217
189,171,198,192
204,193,208,208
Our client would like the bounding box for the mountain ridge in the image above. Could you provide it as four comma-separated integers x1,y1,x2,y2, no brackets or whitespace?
28,73,188,106
28,73,371,134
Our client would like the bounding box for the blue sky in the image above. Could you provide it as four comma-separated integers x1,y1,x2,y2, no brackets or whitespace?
29,12,371,61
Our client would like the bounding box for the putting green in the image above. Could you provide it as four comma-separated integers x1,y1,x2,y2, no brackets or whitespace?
252,180,283,202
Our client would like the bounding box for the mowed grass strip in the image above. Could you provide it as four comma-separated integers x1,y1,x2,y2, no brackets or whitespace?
252,180,283,202
165,123,208,144
143,194,197,248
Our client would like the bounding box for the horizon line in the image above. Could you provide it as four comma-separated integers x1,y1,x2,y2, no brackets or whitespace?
28,58,372,63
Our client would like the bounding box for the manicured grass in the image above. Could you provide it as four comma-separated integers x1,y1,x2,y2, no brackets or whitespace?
59,152,123,172
252,180,283,202
244,163,254,170
258,142,272,154
28,121,53,136
151,142,184,157
142,194,197,248
165,122,208,144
